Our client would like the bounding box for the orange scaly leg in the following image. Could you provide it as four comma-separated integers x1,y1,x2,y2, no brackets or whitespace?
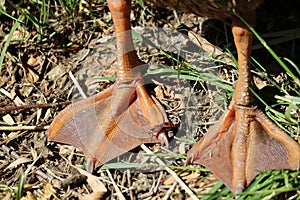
48,0,168,172
187,19,300,193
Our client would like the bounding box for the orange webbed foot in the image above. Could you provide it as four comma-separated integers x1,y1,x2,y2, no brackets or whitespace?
48,78,169,172
186,105,300,193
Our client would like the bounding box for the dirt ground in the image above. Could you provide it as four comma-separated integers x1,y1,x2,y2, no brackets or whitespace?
0,0,299,199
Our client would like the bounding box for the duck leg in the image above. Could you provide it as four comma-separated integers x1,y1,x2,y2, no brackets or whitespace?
48,0,168,172
187,18,300,193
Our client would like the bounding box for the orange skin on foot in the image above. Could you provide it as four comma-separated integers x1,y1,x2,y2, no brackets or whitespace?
48,0,300,193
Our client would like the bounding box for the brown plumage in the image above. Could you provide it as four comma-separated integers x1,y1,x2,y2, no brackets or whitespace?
148,0,263,20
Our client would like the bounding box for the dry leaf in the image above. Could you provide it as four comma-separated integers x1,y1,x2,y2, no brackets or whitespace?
182,172,201,182
75,167,107,193
44,183,56,199
5,157,32,171
46,64,68,81
164,171,201,185
27,56,37,66
2,114,15,125
20,191,37,200
2,192,12,200
44,108,52,121
24,67,39,83
163,175,176,185
7,131,20,140
80,192,106,200
253,76,267,89
178,142,186,155
154,85,164,99
20,85,34,97
75,167,107,200
36,108,42,124
13,95,25,106
0,88,12,99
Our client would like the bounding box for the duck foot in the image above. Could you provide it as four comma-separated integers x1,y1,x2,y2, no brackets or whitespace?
186,104,300,193
48,78,169,172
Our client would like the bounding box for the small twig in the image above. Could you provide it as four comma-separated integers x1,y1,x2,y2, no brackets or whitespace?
126,169,134,200
106,169,126,200
0,131,27,145
153,171,164,193
69,71,87,99
140,144,199,200
0,125,49,131
2,144,20,159
25,148,45,175
35,168,52,182
0,101,71,112
162,182,177,200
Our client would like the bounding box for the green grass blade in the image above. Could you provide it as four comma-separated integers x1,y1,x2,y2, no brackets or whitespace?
0,7,20,21
100,162,161,170
0,15,25,72
283,57,300,77
15,173,26,200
